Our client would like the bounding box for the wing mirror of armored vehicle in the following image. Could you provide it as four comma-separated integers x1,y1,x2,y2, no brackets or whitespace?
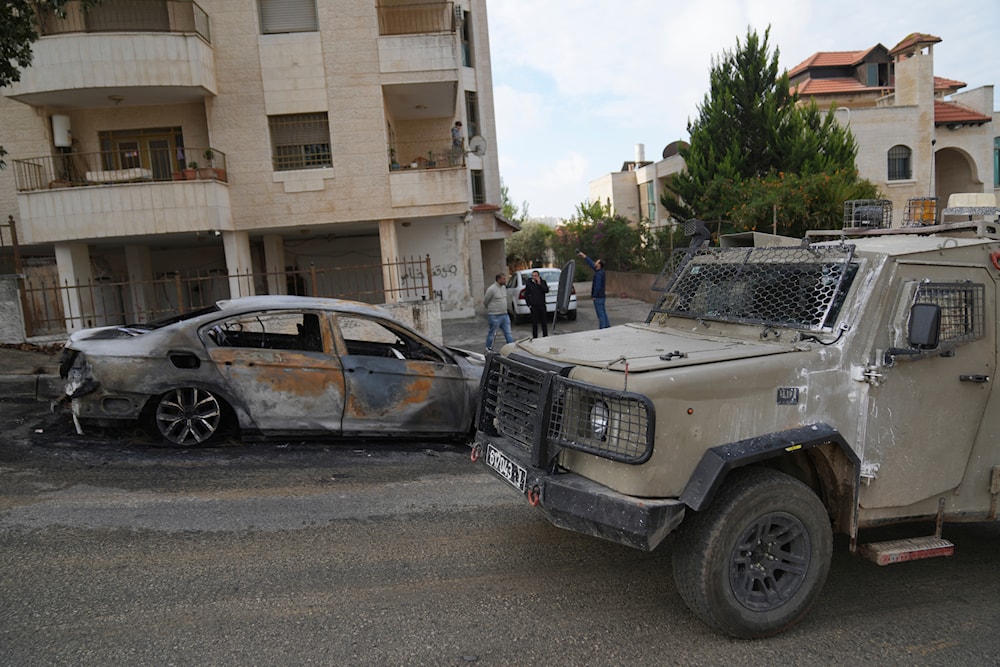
884,303,941,365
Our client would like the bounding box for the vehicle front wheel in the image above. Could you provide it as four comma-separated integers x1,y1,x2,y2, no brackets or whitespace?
671,467,832,638
153,387,225,446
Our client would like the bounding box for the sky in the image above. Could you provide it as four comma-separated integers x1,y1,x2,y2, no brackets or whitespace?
486,0,1000,220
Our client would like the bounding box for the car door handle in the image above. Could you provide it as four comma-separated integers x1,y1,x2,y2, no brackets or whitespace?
959,374,990,383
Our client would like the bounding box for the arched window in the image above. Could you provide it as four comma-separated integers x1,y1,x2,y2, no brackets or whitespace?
888,145,912,180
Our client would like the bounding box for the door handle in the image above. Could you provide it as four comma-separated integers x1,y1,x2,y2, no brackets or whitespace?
959,374,990,383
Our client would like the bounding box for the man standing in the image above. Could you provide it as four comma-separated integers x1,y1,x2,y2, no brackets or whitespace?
451,121,464,150
577,250,610,329
484,273,513,351
523,270,549,338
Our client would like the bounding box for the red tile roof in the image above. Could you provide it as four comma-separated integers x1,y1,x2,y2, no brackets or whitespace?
788,49,871,78
792,77,884,96
934,100,991,125
889,32,942,56
934,75,966,92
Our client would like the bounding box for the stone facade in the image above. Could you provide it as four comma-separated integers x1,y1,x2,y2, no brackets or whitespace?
0,0,508,338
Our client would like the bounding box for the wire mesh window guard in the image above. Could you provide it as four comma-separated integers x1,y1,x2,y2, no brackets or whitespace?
844,199,892,229
912,282,984,347
648,245,857,331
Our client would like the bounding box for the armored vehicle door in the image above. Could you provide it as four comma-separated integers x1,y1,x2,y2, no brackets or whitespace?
859,265,995,509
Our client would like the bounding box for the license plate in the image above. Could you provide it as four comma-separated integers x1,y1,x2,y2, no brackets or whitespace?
484,444,527,492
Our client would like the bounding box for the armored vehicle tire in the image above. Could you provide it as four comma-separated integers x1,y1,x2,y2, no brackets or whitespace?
671,467,832,639
152,387,225,446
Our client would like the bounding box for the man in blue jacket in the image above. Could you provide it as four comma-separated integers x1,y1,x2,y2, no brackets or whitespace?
576,250,610,328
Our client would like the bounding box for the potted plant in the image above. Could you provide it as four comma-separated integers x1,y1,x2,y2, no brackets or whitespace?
389,147,400,171
426,150,436,168
183,161,198,180
198,150,218,179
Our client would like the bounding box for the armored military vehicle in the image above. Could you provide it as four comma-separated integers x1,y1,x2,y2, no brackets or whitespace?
472,222,1000,637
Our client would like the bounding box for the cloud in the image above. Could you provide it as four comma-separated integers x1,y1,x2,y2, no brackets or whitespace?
487,0,1000,219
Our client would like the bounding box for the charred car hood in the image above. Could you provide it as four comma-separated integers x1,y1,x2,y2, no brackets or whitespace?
509,321,800,371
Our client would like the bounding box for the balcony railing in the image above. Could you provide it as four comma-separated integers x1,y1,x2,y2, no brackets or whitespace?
390,144,466,170
33,0,210,42
377,2,454,36
13,147,227,192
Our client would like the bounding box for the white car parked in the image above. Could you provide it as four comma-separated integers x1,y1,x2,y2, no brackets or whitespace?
506,268,577,324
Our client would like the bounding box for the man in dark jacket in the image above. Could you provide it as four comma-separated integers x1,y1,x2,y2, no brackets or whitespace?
524,270,550,338
577,251,610,328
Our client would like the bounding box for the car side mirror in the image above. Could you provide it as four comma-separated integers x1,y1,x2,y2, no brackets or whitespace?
908,303,941,349
884,303,941,365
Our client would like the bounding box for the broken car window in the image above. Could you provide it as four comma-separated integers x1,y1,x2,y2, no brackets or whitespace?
205,311,324,352
336,315,445,362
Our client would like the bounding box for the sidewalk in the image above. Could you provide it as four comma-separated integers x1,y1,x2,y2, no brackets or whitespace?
0,296,656,401
0,344,63,401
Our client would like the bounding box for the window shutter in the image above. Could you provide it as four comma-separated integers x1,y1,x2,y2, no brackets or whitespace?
259,0,318,34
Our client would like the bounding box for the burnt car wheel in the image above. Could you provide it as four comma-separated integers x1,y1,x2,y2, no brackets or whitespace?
671,467,832,639
153,387,224,446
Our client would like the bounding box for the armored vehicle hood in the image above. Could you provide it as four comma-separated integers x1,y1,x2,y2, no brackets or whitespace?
509,321,798,372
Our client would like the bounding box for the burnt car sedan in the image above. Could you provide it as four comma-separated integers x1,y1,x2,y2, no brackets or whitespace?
60,296,485,446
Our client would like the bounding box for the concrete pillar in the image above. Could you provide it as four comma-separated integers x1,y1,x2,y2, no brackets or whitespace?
222,230,255,298
379,219,400,303
124,245,154,323
54,242,93,332
262,234,287,295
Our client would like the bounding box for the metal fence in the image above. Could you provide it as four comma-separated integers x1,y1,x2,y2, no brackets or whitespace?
20,256,434,337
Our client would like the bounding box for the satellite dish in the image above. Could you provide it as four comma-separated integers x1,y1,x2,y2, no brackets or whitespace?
468,135,487,157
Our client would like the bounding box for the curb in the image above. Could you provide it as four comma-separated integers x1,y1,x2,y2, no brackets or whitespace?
0,374,63,401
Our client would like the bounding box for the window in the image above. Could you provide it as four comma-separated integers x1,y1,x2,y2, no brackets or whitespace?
645,181,656,221
471,170,485,205
268,113,332,171
464,91,479,138
912,282,984,348
258,0,318,34
98,127,184,179
994,137,999,188
336,316,444,362
460,9,472,67
207,311,324,352
888,145,912,180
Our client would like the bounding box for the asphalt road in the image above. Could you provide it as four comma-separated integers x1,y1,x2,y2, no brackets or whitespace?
2,400,1000,666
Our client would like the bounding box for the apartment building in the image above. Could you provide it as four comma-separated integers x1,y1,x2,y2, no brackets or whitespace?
591,32,998,230
0,0,508,338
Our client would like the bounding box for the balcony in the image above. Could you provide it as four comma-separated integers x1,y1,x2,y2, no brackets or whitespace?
377,2,456,36
389,161,468,211
13,147,230,245
13,147,227,192
5,0,214,109
377,2,458,76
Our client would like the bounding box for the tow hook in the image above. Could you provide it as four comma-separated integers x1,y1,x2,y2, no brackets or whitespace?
470,442,483,462
527,485,541,507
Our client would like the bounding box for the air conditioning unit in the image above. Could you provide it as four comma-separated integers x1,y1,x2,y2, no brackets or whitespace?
454,6,464,24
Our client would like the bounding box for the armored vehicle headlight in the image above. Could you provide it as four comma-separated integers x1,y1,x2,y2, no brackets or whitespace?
589,400,609,441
